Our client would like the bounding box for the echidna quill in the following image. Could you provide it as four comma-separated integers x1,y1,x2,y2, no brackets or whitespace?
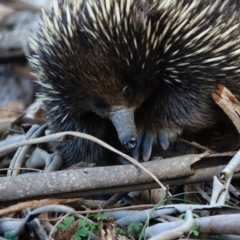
30,0,240,167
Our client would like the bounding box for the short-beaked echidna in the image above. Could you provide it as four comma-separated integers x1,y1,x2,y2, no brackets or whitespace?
30,0,240,167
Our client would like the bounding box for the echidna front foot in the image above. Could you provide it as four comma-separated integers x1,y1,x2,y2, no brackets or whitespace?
132,130,178,161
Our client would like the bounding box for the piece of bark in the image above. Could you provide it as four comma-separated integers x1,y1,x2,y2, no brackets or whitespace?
212,84,240,133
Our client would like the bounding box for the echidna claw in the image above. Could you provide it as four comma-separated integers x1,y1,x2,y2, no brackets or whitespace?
131,132,154,161
131,130,175,162
158,131,169,151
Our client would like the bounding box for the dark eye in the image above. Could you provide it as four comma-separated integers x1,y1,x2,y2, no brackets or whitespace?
122,85,135,99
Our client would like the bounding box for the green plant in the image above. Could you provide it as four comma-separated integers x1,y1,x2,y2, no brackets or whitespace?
188,222,200,238
71,219,90,240
128,221,144,238
57,216,75,230
179,213,200,238
138,192,203,240
92,213,109,221
116,227,126,235
4,232,18,240
57,213,109,240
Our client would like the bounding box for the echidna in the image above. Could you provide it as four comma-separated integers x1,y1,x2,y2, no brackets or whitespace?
30,0,240,167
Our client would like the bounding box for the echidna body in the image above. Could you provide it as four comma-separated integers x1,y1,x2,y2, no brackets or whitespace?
30,0,240,167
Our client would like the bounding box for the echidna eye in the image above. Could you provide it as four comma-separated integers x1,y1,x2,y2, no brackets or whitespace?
122,85,135,99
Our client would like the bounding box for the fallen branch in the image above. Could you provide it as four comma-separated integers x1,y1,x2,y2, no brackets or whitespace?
148,209,194,240
146,213,240,237
0,131,170,193
0,153,239,203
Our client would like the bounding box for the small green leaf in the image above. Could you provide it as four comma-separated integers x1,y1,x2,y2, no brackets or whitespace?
128,222,143,237
189,223,199,237
193,230,199,236
189,228,199,237
88,222,98,233
64,216,75,228
57,216,75,229
4,232,18,240
73,227,89,238
94,213,109,220
77,219,87,228
56,223,68,230
116,227,125,235
71,236,80,240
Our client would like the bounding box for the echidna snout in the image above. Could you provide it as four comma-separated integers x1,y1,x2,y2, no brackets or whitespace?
123,137,137,149
109,107,137,149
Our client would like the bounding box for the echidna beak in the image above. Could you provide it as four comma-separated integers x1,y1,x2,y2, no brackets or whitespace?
109,106,138,149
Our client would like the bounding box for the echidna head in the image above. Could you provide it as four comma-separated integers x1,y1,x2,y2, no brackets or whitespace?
30,0,162,149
